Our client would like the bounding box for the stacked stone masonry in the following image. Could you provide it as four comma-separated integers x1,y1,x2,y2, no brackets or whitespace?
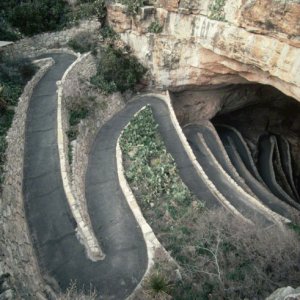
0,59,55,300
4,19,100,58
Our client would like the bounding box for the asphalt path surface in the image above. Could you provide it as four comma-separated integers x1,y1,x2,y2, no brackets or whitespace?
220,134,295,219
183,123,255,197
215,125,265,185
257,135,300,210
184,125,274,226
23,53,148,299
276,135,300,202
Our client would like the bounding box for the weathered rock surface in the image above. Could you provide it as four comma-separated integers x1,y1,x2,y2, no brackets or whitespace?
266,286,300,300
107,1,300,102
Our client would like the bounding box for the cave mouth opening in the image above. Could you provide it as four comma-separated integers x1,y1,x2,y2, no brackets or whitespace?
172,83,300,197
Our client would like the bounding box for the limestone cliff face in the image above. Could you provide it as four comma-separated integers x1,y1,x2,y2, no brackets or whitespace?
107,0,300,101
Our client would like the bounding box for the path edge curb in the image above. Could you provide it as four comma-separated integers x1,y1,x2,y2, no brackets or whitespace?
116,105,176,300
56,52,105,261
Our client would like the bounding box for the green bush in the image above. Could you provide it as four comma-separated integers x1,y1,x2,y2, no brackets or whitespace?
8,0,70,36
148,272,172,296
66,106,89,166
119,0,145,15
0,57,36,85
209,0,226,21
69,107,89,126
91,46,146,93
0,55,36,108
68,32,97,54
0,15,20,41
69,0,106,23
0,57,36,106
148,21,163,34
0,55,36,189
1,83,22,106
100,26,119,40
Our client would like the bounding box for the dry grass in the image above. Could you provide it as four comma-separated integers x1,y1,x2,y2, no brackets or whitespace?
169,209,300,299
57,281,97,300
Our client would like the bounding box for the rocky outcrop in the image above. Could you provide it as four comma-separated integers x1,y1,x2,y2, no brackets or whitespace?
266,286,300,300
107,1,300,102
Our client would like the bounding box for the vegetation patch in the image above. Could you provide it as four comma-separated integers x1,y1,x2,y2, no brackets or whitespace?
148,21,163,34
100,26,119,41
68,0,106,25
0,15,20,41
118,0,145,15
91,46,146,94
0,0,106,38
67,105,89,165
68,32,98,54
6,0,71,36
209,0,226,21
120,106,197,213
121,107,300,299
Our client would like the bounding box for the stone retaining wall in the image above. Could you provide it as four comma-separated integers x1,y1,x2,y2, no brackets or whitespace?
0,58,55,300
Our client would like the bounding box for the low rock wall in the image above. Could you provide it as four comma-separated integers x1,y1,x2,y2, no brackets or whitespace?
0,58,55,299
4,19,100,58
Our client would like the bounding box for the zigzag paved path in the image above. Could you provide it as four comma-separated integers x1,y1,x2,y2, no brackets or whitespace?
23,53,222,298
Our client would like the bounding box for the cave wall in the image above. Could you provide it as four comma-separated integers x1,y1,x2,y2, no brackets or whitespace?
107,0,300,102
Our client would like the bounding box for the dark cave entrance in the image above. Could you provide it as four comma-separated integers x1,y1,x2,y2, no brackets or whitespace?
172,83,300,195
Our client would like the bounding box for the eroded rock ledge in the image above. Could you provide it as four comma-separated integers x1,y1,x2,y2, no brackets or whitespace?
107,0,300,102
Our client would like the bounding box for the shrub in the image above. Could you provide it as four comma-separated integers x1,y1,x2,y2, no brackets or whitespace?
69,0,106,23
0,55,36,189
0,56,36,106
66,105,89,166
209,0,226,21
91,46,146,93
119,0,145,15
148,21,163,34
147,272,172,297
0,83,22,106
0,57,36,85
68,32,97,53
8,0,71,36
67,128,78,141
69,107,89,126
99,26,119,41
0,15,20,41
